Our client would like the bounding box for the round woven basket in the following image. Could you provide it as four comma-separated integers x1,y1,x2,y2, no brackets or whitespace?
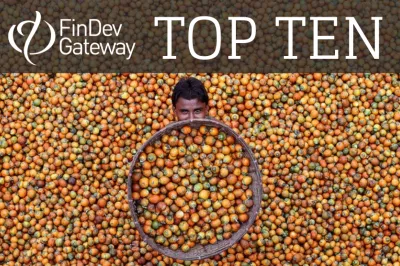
127,118,262,261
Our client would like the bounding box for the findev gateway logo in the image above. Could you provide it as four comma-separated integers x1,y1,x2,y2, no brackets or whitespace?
8,11,55,65
8,11,135,66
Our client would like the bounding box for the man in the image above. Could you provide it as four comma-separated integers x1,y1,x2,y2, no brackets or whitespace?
172,77,209,121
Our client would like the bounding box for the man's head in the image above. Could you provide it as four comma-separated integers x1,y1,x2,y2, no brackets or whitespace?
172,77,209,121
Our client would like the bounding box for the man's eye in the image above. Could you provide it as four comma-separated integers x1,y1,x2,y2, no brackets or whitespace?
182,110,188,114
195,109,201,113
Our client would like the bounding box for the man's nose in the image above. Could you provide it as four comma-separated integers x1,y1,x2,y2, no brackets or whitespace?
189,112,194,120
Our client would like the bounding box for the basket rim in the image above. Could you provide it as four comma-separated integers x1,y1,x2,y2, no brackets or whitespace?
127,118,263,261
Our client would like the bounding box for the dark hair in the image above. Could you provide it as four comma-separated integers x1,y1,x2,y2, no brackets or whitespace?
172,77,209,107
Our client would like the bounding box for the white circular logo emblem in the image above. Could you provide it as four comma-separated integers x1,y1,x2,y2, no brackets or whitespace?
8,11,56,65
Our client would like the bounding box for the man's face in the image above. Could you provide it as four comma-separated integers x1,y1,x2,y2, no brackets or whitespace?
174,98,209,121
